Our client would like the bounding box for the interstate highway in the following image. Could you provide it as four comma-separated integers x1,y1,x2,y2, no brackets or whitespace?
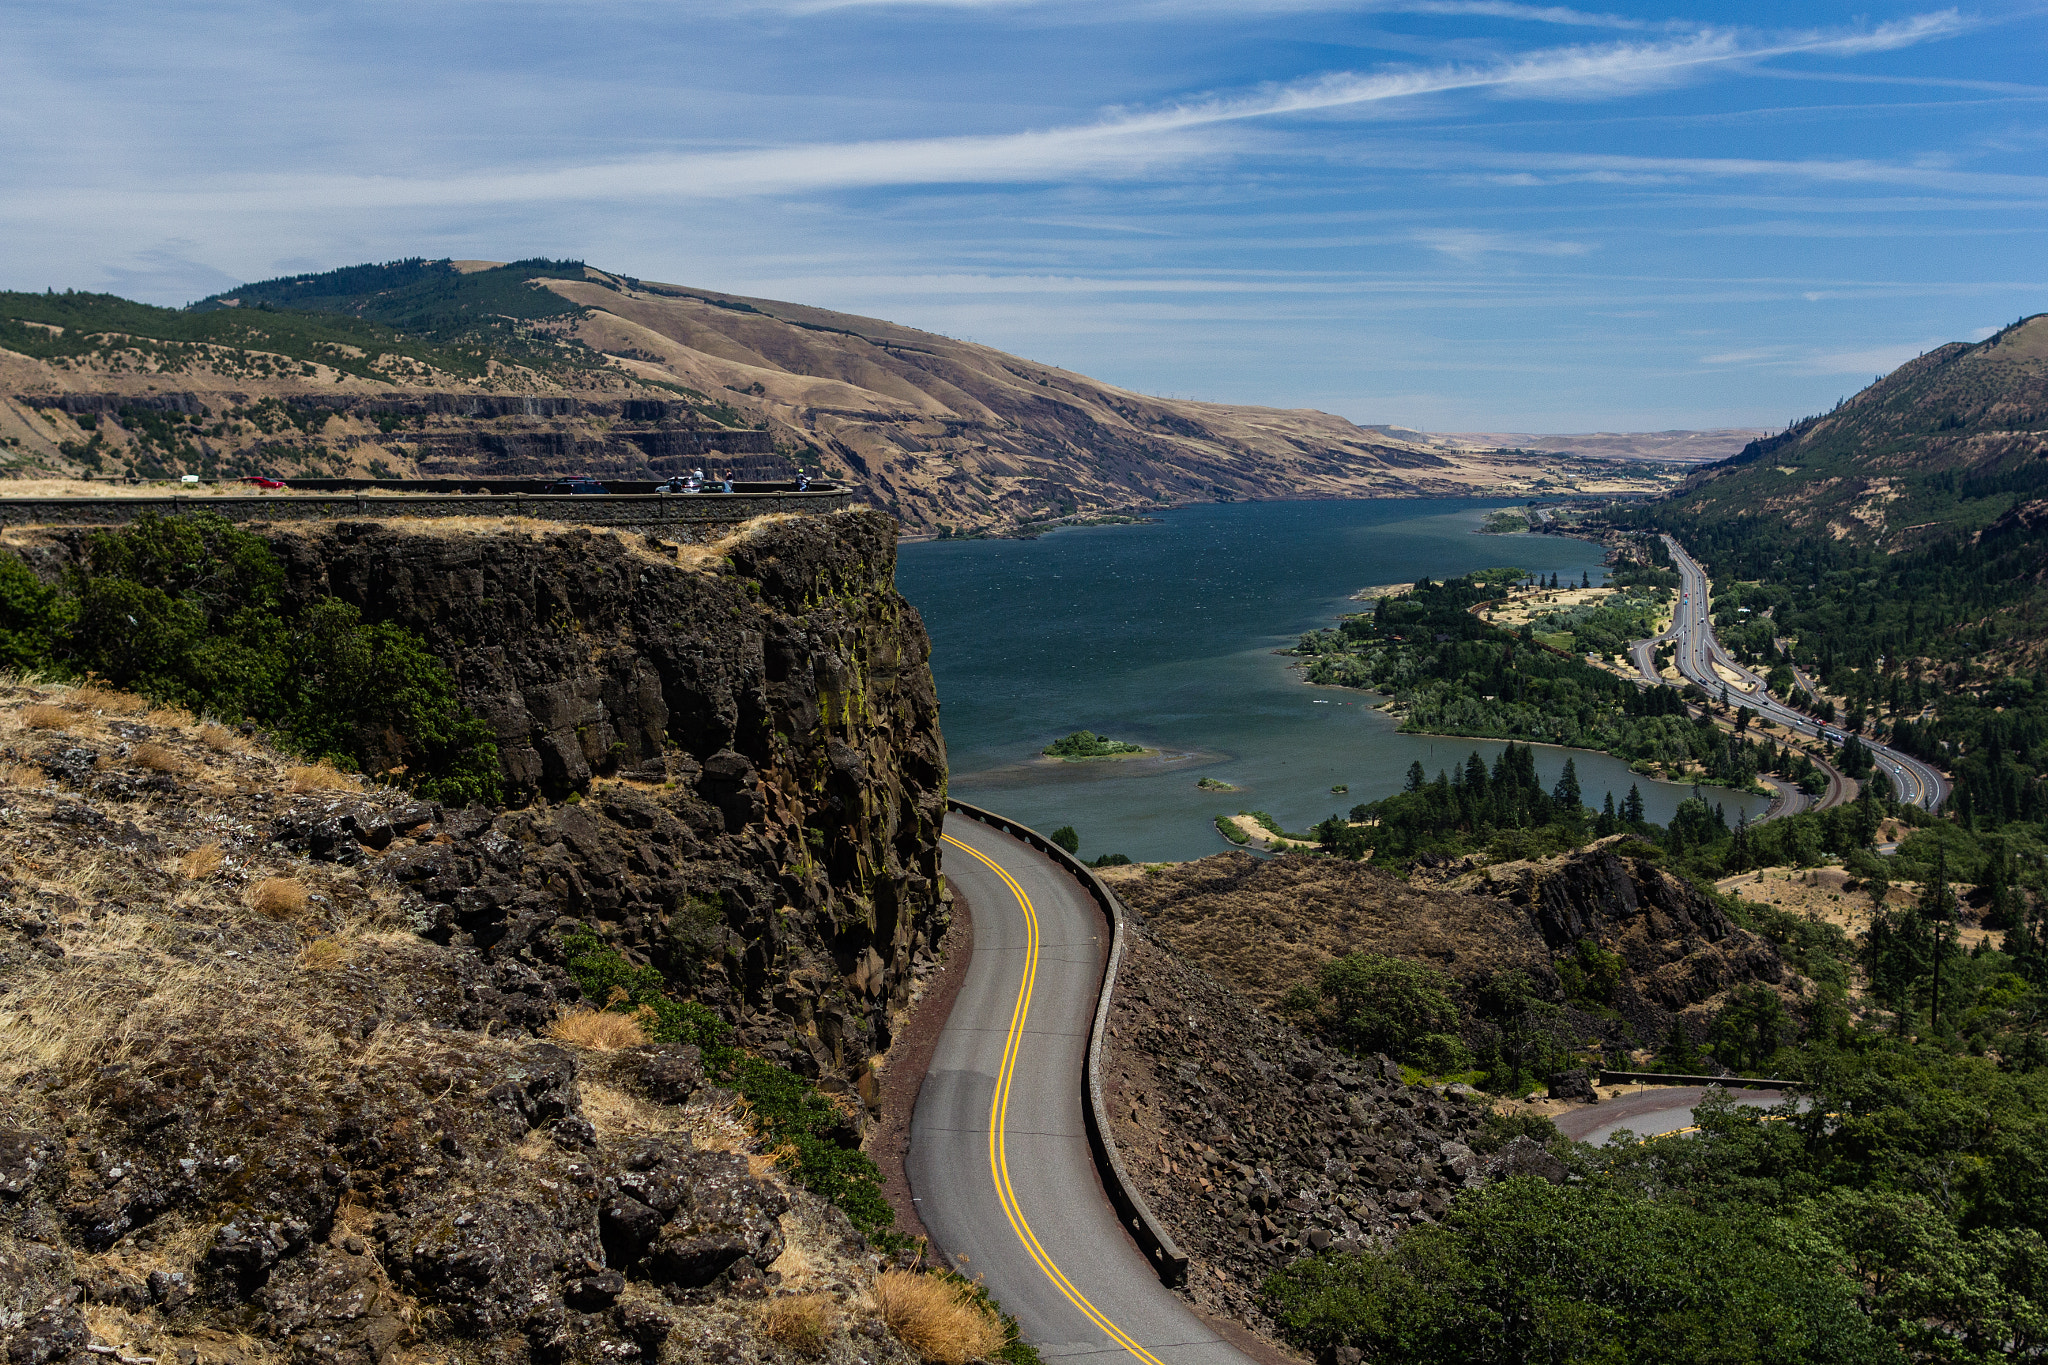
1654,535,1948,811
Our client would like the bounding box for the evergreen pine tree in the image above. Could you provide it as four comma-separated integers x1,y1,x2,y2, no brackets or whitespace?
1552,758,1581,810
1923,844,1959,1033
1623,783,1646,824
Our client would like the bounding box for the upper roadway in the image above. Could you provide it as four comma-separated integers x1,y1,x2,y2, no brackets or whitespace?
1649,535,1947,811
910,817,1255,1365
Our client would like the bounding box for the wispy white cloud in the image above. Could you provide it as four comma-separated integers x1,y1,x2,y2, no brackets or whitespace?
0,12,1972,217
1700,335,1972,375
1415,227,1593,259
749,0,1668,25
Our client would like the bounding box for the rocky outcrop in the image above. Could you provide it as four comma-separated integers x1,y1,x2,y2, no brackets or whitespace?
1447,839,1788,1036
1103,932,1557,1335
0,682,922,1365
14,509,947,1094
1112,838,1795,1059
287,511,945,1086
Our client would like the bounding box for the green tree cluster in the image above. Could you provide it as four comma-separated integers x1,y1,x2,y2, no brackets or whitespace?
1296,573,1777,791
0,511,500,803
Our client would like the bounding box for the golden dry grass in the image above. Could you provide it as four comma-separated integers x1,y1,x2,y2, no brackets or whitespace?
0,967,236,1089
82,1301,166,1357
179,844,226,879
197,723,244,753
871,1272,1006,1365
69,684,148,714
286,762,359,792
544,1006,650,1051
759,1294,838,1357
249,877,308,920
0,761,46,788
22,703,72,730
130,742,192,774
579,1081,750,1154
300,937,353,970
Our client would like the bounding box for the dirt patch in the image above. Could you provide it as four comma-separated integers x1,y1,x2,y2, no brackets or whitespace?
1716,864,2000,955
1113,852,1550,1012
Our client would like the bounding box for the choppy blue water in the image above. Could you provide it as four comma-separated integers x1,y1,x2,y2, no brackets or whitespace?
897,499,1768,864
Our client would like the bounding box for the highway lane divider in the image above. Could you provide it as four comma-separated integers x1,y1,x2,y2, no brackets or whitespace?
944,798,1191,1288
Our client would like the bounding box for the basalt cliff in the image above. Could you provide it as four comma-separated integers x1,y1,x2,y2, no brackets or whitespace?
0,510,962,1365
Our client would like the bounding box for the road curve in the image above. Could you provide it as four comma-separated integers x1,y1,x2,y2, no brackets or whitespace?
1654,535,1947,811
909,817,1255,1365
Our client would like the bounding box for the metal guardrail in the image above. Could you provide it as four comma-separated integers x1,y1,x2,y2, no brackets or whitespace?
944,798,1190,1288
1598,1070,1800,1092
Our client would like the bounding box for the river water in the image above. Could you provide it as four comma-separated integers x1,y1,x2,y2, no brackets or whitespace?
897,498,1770,864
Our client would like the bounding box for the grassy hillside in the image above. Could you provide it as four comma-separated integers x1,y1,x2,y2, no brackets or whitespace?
2,256,1675,531
1668,313,2048,547
0,287,490,383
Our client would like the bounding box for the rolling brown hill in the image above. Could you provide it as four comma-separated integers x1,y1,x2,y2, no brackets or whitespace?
0,258,1672,534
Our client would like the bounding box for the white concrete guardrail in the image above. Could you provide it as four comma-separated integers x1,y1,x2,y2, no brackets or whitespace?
944,797,1191,1287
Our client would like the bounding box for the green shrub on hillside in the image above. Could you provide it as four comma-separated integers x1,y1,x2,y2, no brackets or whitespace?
558,924,895,1236
0,511,500,803
1261,1179,1900,1365
1282,952,1461,1066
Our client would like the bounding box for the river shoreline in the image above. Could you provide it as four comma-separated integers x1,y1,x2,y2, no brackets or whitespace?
901,498,1771,862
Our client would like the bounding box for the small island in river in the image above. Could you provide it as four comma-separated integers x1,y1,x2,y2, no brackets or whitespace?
1044,729,1152,760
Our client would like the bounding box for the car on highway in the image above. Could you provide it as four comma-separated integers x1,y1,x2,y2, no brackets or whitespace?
239,475,286,490
545,477,608,494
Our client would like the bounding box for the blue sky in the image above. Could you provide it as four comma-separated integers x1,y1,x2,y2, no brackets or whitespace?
2,1,2044,430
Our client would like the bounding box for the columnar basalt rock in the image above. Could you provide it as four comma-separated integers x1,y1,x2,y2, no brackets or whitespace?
255,509,949,1093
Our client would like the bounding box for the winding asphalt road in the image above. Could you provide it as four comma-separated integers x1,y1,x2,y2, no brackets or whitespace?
908,817,1254,1365
1654,535,1947,811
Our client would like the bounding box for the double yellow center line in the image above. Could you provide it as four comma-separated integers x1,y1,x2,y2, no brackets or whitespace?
940,833,1168,1365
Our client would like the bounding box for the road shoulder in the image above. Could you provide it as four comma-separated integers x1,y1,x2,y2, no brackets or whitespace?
868,883,975,1246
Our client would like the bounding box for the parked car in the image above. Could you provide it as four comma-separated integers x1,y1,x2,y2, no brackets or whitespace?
546,477,608,494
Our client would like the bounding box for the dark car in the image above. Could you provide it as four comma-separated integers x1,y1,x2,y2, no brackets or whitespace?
546,477,608,494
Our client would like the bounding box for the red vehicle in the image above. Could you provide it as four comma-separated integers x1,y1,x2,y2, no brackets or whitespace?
239,476,286,490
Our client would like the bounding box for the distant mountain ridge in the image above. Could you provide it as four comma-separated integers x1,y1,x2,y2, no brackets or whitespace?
0,257,1675,533
1666,313,2048,547
1438,429,1771,465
